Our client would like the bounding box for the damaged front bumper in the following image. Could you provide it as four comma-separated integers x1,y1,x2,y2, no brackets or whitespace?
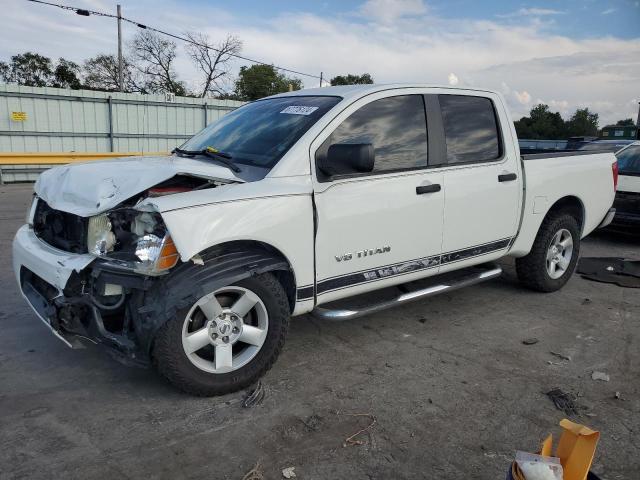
13,224,151,366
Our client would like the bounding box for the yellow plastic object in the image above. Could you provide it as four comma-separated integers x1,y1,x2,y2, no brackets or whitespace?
540,434,553,457
556,419,600,480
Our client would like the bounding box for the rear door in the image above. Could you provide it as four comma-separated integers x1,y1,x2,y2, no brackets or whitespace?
311,92,444,304
436,93,522,272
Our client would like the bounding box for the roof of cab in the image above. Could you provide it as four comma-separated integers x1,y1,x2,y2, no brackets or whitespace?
269,83,498,100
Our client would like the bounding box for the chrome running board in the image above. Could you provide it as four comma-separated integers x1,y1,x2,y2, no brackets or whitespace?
311,264,503,321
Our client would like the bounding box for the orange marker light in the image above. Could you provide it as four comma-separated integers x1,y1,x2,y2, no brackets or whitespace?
156,236,180,271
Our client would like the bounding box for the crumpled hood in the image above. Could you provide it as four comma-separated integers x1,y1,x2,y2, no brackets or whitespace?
35,155,247,217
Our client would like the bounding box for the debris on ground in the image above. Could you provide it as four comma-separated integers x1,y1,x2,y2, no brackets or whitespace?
522,338,539,345
337,412,377,447
546,389,582,416
614,391,621,399
581,298,592,305
300,414,323,432
242,381,265,408
577,257,640,288
550,351,572,361
591,371,610,382
242,461,264,480
282,466,296,478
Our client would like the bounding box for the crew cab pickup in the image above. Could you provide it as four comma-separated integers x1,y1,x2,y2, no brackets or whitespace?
13,85,618,396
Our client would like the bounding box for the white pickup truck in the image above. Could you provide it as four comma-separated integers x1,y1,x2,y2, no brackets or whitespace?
13,84,618,395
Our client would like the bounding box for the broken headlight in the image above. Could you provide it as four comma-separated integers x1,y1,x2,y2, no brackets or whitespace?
87,210,179,274
87,214,116,255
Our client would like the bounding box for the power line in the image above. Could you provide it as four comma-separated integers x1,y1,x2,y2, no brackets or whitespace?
25,0,327,81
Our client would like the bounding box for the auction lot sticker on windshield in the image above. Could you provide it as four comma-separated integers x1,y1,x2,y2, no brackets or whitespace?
280,106,319,115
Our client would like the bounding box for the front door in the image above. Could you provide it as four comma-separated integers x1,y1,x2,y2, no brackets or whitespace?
311,93,445,304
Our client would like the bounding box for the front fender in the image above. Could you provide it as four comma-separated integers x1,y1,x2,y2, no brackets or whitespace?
158,194,315,293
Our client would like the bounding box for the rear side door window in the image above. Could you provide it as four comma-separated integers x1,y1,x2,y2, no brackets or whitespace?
317,95,428,176
439,95,502,164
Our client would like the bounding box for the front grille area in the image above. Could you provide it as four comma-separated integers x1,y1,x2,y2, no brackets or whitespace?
33,200,88,253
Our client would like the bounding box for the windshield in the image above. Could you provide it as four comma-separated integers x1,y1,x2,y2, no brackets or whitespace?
616,145,640,175
179,96,341,169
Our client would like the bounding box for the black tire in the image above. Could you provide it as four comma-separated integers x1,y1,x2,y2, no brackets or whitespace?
152,272,290,396
516,212,581,292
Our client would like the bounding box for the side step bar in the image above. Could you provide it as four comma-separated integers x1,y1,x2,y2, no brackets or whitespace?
311,265,502,321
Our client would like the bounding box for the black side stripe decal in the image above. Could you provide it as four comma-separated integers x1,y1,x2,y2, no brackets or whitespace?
313,237,513,296
440,238,511,265
317,255,441,295
296,285,314,301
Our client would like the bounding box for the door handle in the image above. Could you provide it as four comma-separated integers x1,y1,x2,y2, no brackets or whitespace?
416,184,441,194
498,173,517,182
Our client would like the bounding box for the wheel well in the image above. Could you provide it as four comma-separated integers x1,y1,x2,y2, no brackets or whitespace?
545,196,585,233
197,240,297,313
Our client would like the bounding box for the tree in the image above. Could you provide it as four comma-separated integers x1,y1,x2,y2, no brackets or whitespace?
330,73,374,86
615,118,635,126
52,58,82,89
131,30,186,95
185,32,242,98
234,64,302,101
83,54,142,92
566,108,599,137
514,104,566,140
0,52,54,86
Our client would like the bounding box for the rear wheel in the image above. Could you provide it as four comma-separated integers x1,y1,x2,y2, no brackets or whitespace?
152,273,290,396
516,213,580,292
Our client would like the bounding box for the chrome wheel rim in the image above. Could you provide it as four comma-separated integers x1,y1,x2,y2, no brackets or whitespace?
546,228,573,279
181,286,268,374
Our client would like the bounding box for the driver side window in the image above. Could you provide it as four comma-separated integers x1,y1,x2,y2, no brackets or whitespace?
316,95,428,177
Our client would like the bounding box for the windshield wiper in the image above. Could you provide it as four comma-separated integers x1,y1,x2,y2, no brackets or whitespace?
172,147,241,173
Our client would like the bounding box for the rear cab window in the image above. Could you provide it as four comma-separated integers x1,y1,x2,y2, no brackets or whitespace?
316,94,428,178
438,95,502,164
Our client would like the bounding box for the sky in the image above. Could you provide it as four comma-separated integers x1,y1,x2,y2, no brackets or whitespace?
1,0,639,126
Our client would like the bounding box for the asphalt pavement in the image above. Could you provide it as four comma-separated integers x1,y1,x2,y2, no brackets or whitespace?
1,183,638,479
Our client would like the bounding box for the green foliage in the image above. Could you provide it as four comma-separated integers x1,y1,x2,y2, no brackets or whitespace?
234,65,302,101
0,52,54,87
566,108,599,137
514,104,566,139
515,104,600,139
615,118,634,126
330,73,374,86
52,58,82,89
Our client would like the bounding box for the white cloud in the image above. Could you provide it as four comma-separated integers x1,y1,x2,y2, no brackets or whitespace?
1,0,638,126
360,0,427,23
514,90,531,105
601,8,616,15
497,8,565,18
447,72,459,85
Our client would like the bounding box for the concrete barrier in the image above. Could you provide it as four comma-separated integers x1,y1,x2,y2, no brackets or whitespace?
0,152,166,183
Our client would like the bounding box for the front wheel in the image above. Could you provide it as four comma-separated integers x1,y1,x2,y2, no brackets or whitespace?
152,273,290,396
516,213,581,292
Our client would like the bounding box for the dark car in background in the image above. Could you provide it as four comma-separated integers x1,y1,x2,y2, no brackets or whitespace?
612,142,640,228
578,139,636,153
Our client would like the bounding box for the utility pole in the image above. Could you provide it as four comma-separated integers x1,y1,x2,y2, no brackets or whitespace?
117,4,124,92
319,72,323,88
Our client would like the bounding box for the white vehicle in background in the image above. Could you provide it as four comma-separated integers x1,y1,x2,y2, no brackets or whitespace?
13,84,617,395
612,141,640,228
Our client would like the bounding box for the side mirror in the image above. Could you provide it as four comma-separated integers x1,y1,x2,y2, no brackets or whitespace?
318,143,375,177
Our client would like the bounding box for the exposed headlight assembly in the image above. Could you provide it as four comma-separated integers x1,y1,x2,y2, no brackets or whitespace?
87,214,116,255
87,210,180,275
134,233,180,272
